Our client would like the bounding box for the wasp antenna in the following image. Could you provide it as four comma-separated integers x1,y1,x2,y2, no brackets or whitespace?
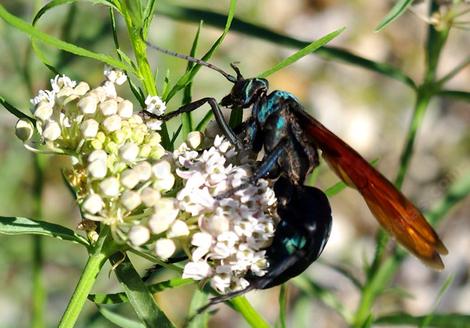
230,62,244,80
145,41,237,83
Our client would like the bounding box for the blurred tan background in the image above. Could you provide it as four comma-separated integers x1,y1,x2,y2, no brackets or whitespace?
0,1,469,327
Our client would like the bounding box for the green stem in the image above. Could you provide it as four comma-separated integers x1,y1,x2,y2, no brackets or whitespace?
230,297,270,328
58,229,115,328
32,156,45,328
352,2,450,327
119,2,171,147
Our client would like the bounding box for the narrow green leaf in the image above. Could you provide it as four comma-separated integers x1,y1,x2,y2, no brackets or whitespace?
258,27,345,78
195,110,214,132
426,169,470,224
98,307,145,328
156,1,416,89
375,0,414,32
420,275,454,328
229,296,270,328
0,217,89,247
33,0,117,25
0,5,133,73
181,21,204,139
293,275,351,322
325,181,347,197
437,90,470,102
0,96,34,122
164,0,237,102
375,313,470,326
187,288,210,328
89,278,193,304
110,254,175,328
278,285,287,328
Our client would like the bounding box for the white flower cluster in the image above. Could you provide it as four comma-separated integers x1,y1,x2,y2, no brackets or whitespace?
17,68,279,293
174,134,277,294
16,68,176,248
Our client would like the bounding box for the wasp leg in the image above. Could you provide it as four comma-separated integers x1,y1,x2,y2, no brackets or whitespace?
143,97,242,148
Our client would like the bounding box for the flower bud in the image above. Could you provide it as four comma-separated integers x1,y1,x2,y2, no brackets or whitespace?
74,82,90,96
102,115,122,132
120,169,140,189
42,120,61,141
82,194,104,214
118,100,133,118
187,131,203,149
120,190,141,211
152,160,172,179
77,95,98,114
99,177,120,197
134,161,152,181
155,238,176,260
140,187,160,207
80,119,99,138
119,142,139,163
88,159,107,179
128,225,150,246
33,101,54,121
88,149,107,162
167,220,189,238
153,174,175,191
15,119,34,142
148,198,179,234
99,99,118,116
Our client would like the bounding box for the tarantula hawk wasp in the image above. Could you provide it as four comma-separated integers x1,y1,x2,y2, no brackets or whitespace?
143,42,447,309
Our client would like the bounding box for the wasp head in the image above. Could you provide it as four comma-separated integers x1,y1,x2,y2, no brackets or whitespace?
221,65,269,109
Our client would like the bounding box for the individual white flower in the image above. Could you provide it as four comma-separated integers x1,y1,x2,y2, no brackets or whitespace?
118,100,133,118
167,219,189,238
104,66,127,85
50,74,76,92
144,95,166,116
31,89,54,106
200,211,230,235
182,261,212,280
88,159,107,179
102,114,122,132
15,119,34,142
80,119,99,138
210,266,232,293
102,81,117,98
191,232,213,261
82,194,104,214
145,119,163,131
42,120,61,141
128,225,150,246
120,190,141,211
99,177,120,197
155,238,176,260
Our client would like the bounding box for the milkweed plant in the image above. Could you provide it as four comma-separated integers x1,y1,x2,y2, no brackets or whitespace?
0,1,469,327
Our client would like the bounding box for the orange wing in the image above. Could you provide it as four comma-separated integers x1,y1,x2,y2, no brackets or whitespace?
296,110,448,269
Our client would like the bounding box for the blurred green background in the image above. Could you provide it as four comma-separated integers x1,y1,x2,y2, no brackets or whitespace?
0,1,469,327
